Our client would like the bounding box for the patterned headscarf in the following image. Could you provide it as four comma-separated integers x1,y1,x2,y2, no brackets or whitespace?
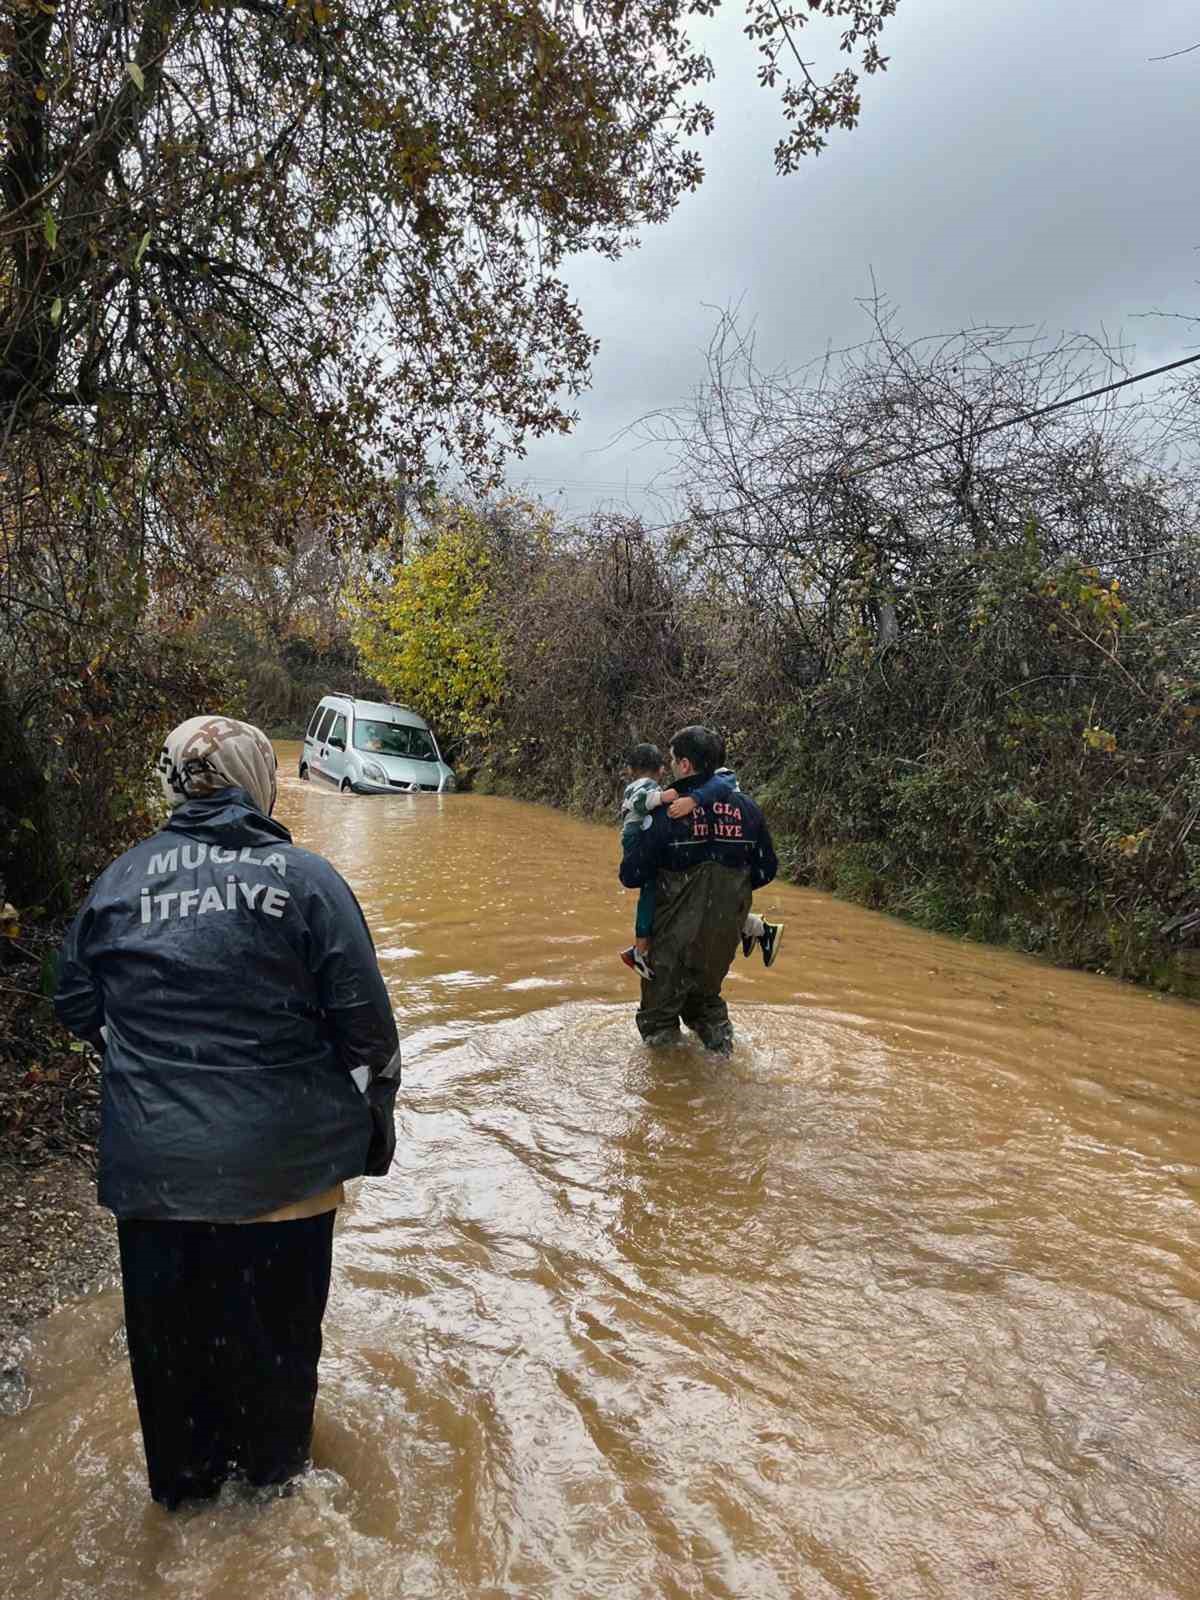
157,715,278,815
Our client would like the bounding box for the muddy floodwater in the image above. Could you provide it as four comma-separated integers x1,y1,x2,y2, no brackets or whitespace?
3,740,1200,1599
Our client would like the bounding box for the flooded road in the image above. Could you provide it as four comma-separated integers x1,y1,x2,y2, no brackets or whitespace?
3,740,1200,1598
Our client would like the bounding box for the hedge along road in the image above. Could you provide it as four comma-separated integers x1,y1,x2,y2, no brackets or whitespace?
3,740,1200,1600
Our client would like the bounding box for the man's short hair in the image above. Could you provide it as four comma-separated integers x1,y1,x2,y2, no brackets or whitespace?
669,725,718,777
624,742,663,775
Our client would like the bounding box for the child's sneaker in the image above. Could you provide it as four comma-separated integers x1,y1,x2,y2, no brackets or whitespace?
620,946,655,981
759,921,783,968
741,929,756,958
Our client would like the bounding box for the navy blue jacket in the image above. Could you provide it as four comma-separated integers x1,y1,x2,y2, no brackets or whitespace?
619,772,778,890
54,789,400,1221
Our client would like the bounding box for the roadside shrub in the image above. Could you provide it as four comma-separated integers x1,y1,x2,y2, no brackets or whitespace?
1,621,239,909
754,539,1199,988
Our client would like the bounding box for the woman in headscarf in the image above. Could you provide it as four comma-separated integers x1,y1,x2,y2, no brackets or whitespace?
55,715,401,1509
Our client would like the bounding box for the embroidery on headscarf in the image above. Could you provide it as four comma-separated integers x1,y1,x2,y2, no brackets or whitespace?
157,716,278,815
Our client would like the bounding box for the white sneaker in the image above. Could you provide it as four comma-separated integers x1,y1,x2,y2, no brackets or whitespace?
620,946,654,981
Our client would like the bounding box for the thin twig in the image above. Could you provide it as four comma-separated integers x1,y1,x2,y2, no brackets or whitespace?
0,980,51,1003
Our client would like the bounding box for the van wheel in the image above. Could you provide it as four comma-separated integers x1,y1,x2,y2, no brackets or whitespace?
341,779,353,793
299,763,309,781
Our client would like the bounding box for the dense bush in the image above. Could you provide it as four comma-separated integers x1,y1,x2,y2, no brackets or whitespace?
754,539,1199,987
1,610,239,910
217,626,386,738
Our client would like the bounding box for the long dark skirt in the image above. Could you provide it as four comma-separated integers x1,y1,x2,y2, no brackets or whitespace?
116,1211,335,1509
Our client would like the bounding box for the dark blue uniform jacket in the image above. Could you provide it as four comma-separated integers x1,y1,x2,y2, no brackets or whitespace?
54,788,400,1221
619,773,778,890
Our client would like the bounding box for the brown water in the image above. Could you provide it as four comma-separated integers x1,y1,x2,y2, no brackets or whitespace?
3,740,1200,1599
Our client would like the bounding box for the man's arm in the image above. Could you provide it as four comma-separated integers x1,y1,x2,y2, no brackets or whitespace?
54,902,106,1050
750,816,779,889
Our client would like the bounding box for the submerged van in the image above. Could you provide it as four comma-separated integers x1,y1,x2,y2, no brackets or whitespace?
300,695,456,794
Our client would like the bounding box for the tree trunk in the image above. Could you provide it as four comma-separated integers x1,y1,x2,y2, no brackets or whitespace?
0,673,67,911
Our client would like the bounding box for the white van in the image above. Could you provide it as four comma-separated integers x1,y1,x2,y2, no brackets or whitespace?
300,695,456,794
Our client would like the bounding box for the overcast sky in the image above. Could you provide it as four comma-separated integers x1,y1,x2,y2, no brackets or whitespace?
511,0,1200,523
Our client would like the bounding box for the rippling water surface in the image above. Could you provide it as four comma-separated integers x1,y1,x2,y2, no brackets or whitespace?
3,742,1200,1598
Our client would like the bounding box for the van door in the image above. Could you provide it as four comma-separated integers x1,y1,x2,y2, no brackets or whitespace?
310,705,337,783
324,711,349,787
302,704,325,775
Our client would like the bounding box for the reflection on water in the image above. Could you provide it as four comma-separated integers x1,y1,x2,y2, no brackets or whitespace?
3,743,1200,1598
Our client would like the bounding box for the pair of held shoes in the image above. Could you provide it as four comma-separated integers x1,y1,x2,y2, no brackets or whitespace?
744,919,783,968
620,920,784,982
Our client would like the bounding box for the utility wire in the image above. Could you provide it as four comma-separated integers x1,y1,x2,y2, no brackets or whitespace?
843,349,1200,480
635,348,1200,534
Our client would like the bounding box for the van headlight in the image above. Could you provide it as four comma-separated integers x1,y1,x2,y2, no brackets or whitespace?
441,773,456,791
361,760,386,783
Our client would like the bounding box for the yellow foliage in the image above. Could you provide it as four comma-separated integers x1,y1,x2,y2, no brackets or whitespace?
1082,725,1117,754
1116,830,1149,857
348,504,504,743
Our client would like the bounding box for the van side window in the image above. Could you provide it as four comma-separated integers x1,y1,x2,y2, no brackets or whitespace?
315,706,336,743
306,706,324,738
328,713,347,749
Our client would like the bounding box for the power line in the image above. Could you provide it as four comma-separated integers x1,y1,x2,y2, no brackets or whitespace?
633,348,1200,534
516,475,661,493
844,349,1200,481
1149,40,1200,62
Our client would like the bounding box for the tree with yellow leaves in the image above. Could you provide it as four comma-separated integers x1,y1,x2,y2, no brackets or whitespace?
350,503,505,748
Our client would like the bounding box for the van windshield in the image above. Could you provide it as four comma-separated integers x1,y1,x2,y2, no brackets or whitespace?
353,719,438,762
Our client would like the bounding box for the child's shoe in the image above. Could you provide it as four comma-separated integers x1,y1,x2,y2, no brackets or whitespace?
741,929,756,958
759,921,783,968
620,946,655,981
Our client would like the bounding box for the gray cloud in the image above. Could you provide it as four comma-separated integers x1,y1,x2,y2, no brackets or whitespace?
514,0,1200,520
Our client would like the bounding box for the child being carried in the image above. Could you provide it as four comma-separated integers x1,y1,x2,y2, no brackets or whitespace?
618,744,783,981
